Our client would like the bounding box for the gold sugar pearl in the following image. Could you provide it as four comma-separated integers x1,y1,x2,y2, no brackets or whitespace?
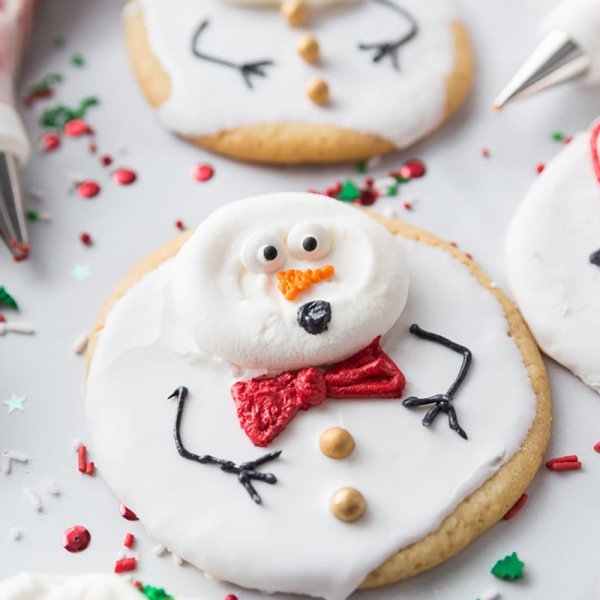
319,427,355,459
281,0,309,27
307,78,330,106
330,487,367,523
297,33,320,63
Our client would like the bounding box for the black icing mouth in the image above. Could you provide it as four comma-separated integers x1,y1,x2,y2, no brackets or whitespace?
297,300,331,335
590,249,600,267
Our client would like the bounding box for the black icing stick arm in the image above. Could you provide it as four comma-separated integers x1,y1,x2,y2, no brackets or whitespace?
358,0,418,70
401,324,472,440
168,386,281,504
191,20,274,89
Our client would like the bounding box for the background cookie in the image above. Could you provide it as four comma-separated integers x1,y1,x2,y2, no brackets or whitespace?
507,121,600,394
86,199,550,598
123,0,473,163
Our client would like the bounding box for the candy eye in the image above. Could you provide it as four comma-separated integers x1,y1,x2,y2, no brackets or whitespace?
287,222,331,261
241,232,287,274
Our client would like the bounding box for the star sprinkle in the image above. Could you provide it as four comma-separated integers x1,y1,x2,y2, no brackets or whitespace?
70,264,91,282
4,394,26,414
491,552,524,580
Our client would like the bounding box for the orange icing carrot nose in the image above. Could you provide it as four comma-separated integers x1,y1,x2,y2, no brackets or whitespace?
277,265,335,301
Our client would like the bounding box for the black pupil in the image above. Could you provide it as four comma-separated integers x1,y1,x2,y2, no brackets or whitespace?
263,245,278,261
302,237,318,252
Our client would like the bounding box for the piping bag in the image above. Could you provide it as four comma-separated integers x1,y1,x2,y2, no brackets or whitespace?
0,0,34,261
494,0,600,109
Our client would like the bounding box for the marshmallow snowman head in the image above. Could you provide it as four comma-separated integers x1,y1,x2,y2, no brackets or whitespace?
173,193,409,372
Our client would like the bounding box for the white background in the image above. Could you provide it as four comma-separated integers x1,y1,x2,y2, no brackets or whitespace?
1,0,599,599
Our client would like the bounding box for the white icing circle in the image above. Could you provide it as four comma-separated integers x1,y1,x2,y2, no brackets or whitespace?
506,123,600,393
172,194,409,371
0,574,151,600
86,205,537,600
130,0,460,148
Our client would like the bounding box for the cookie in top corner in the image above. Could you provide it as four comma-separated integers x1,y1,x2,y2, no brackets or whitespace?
123,0,473,163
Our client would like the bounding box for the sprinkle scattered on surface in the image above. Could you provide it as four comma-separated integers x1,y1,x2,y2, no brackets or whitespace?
503,493,528,520
3,394,26,414
594,441,600,453
41,478,60,496
491,552,524,580
64,118,91,137
0,286,19,310
100,154,113,166
124,533,135,548
23,487,42,512
175,220,186,231
26,211,52,223
171,553,183,566
9,527,22,541
73,332,89,355
71,53,85,67
478,588,500,600
39,132,61,152
79,232,92,246
70,264,91,282
76,180,101,199
481,148,490,158
190,163,214,182
112,168,137,185
40,96,99,129
550,131,564,142
546,454,582,471
62,525,91,552
120,504,139,521
535,163,545,175
152,544,166,556
0,322,35,336
114,557,137,573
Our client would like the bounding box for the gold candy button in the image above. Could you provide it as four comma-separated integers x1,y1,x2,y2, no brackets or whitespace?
319,427,355,459
330,487,367,523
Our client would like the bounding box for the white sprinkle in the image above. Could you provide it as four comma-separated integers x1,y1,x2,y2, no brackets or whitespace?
381,207,397,218
0,322,35,336
373,177,397,193
172,553,183,566
9,527,21,541
479,589,500,600
72,332,89,355
489,281,498,289
365,155,382,170
37,212,53,223
6,450,28,463
27,189,44,200
41,477,60,496
152,544,166,556
1,455,10,474
555,304,569,316
115,551,126,560
23,487,42,512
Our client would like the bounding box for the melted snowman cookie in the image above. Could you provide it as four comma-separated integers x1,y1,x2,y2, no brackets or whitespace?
86,194,549,600
123,0,473,163
507,121,600,394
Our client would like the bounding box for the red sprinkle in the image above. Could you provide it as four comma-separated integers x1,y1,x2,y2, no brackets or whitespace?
77,180,101,199
100,154,113,167
175,220,186,231
547,461,582,471
85,461,95,475
190,163,214,182
64,119,91,137
120,504,139,521
546,454,578,466
224,595,238,600
40,132,61,152
564,136,573,145
123,533,135,548
23,87,54,107
112,168,137,185
88,141,97,154
535,163,545,174
356,189,378,206
77,445,87,473
114,557,137,574
403,202,413,211
594,441,600,453
503,493,528,520
0,314,4,323
132,581,144,591
399,159,426,179
62,525,91,553
481,148,490,158
80,232,92,246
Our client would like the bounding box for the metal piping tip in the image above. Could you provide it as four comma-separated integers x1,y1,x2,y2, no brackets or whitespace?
493,29,592,110
0,153,30,261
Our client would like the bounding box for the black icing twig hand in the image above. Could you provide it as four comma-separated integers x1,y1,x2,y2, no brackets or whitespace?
191,20,274,89
402,324,472,439
168,386,281,504
358,0,418,70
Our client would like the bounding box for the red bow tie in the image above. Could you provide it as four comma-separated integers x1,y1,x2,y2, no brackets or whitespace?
231,337,405,447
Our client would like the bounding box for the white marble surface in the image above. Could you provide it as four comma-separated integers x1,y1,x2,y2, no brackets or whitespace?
0,0,599,599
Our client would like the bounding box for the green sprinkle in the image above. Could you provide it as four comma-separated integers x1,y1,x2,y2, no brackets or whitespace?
551,131,565,142
356,162,367,174
393,176,411,184
338,179,360,202
25,211,39,222
54,36,66,49
0,286,19,310
27,73,63,94
491,552,524,580
140,584,173,600
71,53,85,67
387,184,398,197
40,96,99,129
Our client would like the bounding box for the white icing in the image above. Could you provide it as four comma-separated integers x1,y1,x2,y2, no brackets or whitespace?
172,194,409,371
0,573,153,600
130,0,459,147
86,201,537,600
506,123,600,393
